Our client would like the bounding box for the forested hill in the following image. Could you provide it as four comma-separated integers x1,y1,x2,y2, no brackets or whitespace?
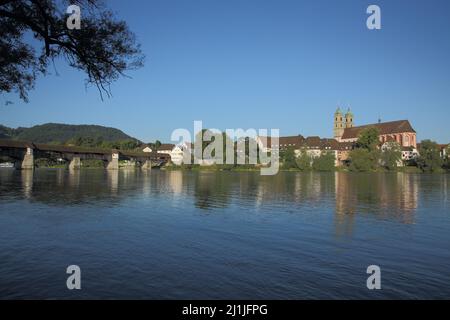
0,123,139,145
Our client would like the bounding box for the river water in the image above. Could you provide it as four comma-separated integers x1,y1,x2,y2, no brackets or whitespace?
0,169,449,299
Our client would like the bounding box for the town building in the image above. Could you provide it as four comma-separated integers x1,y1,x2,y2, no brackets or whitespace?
256,108,419,167
256,134,353,166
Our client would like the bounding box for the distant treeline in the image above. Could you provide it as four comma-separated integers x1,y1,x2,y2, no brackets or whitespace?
0,123,142,150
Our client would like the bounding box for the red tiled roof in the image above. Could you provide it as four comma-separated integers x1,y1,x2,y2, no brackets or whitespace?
257,135,305,148
341,120,415,140
258,136,355,151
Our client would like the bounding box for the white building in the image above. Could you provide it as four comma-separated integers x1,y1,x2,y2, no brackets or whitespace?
170,145,185,165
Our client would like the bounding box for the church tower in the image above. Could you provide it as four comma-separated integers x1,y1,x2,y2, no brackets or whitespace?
333,107,344,139
345,108,354,128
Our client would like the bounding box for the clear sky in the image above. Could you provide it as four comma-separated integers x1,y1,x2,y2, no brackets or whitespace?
1,0,450,143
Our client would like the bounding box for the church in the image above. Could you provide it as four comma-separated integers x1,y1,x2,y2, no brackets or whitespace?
333,107,417,149
256,108,418,167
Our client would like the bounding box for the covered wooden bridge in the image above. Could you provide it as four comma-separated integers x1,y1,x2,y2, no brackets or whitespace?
0,139,169,170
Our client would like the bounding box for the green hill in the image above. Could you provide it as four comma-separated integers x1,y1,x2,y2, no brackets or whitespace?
0,123,139,144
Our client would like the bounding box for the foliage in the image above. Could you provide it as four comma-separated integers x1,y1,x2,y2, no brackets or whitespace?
312,152,335,171
380,142,402,170
348,127,381,171
356,127,380,151
34,157,63,168
0,0,143,101
416,140,443,172
66,136,140,150
349,148,378,172
295,149,311,171
0,123,137,144
280,147,297,169
81,159,104,168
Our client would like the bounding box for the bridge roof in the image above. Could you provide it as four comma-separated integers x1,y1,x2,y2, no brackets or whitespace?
0,139,168,159
34,143,111,155
120,150,169,159
0,139,35,149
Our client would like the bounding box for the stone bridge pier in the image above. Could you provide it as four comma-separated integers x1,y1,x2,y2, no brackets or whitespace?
106,152,119,170
14,147,34,170
141,159,152,170
69,157,81,170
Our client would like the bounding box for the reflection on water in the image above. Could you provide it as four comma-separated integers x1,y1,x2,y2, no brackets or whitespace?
2,170,422,220
0,169,449,299
334,173,420,237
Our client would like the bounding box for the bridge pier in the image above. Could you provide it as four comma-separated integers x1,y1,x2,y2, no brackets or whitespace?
15,147,34,170
106,152,119,170
69,157,81,170
141,160,152,170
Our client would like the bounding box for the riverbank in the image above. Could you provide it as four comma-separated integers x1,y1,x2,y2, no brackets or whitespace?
163,164,448,174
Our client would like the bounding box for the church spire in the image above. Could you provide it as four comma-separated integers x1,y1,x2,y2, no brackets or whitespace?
334,106,344,139
345,107,354,128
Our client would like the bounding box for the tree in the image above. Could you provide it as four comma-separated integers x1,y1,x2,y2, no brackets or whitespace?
281,147,297,169
312,151,335,171
154,140,162,149
0,0,144,102
348,127,381,171
349,148,374,172
295,149,311,171
356,127,380,151
380,141,402,170
416,140,443,172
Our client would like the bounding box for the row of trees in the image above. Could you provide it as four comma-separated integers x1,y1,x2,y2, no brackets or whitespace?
65,136,141,150
280,148,335,171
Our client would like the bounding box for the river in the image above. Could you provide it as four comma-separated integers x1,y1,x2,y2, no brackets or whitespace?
0,169,449,299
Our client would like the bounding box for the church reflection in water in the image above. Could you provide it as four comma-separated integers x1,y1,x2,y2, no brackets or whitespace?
334,172,419,237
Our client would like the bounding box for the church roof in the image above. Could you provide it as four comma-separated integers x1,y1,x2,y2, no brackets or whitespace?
341,120,415,140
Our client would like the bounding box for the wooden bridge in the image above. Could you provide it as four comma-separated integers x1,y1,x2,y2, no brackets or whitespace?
0,139,170,170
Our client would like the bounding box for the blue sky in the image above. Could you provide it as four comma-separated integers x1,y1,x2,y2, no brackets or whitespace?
1,0,450,143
